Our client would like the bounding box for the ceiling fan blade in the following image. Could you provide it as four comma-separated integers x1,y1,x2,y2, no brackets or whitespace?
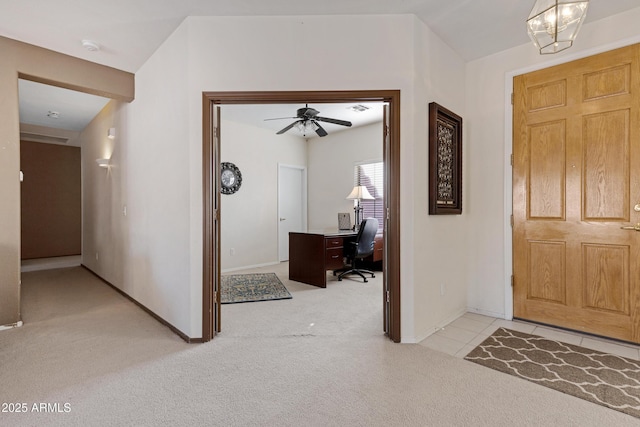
313,121,328,137
264,116,297,121
276,121,298,135
314,116,353,127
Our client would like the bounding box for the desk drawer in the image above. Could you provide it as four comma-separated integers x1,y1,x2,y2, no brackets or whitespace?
325,248,344,269
325,237,344,249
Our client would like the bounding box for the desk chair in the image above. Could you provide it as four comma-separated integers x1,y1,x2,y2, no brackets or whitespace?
335,217,379,282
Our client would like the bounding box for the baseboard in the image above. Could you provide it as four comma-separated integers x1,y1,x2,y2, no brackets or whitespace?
404,308,468,344
221,261,280,274
0,320,23,331
81,265,202,344
466,306,507,320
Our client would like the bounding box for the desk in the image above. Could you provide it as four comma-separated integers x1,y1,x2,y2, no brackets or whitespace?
289,230,356,288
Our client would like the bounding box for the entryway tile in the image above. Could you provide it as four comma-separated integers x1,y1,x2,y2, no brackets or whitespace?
461,312,495,324
419,334,467,356
435,325,479,344
447,316,492,334
532,326,582,346
487,319,537,334
454,344,477,359
424,313,640,363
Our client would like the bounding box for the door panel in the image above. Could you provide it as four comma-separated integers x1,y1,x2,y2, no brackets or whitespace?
278,165,305,261
513,43,640,343
583,110,630,220
528,120,566,219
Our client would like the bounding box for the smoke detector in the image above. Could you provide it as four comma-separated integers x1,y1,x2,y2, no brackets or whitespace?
81,40,100,52
47,111,60,119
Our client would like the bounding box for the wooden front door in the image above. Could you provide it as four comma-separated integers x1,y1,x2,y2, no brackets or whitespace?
513,44,640,343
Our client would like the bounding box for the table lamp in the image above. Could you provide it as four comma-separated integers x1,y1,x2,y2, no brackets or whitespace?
346,185,374,230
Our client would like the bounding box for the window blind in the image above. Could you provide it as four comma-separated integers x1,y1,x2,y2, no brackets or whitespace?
355,161,384,231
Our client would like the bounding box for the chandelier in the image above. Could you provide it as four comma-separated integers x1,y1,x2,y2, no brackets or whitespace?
527,0,589,54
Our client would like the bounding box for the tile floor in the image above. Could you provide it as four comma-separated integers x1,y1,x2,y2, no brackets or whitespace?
419,312,640,361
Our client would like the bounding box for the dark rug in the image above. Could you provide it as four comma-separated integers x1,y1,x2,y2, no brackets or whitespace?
465,327,640,419
221,273,292,304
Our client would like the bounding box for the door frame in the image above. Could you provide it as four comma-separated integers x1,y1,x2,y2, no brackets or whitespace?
202,90,401,342
277,163,308,262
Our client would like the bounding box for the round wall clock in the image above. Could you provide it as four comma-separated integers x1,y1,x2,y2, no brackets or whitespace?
220,162,242,195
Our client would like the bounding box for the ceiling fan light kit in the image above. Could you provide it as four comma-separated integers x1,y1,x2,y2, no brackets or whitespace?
265,105,352,137
527,0,589,54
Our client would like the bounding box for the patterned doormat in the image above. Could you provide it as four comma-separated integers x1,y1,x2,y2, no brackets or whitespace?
221,273,292,304
465,328,640,418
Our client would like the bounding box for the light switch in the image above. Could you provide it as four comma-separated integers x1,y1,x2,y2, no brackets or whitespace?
19,171,23,182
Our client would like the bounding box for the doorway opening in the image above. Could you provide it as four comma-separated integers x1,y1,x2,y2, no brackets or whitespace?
18,78,111,272
202,90,401,342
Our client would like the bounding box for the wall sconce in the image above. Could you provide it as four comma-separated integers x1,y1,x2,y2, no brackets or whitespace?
527,0,589,54
96,158,110,168
107,127,116,139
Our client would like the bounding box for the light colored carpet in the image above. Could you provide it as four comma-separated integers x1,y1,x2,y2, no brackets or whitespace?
0,264,636,426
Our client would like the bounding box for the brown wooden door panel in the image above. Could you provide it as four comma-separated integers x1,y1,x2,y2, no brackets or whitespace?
514,43,640,343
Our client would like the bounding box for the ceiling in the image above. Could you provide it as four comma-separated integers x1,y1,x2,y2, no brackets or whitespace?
19,80,110,132
2,0,639,73
8,0,640,138
223,103,384,139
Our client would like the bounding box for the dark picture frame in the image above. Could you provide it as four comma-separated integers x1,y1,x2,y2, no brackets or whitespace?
428,102,463,215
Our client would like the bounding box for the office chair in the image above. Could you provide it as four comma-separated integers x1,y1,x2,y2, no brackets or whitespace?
335,217,379,282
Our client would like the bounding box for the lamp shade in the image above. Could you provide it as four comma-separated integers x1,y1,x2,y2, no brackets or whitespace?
346,185,374,200
527,0,589,54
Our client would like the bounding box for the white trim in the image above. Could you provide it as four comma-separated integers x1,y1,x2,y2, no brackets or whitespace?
466,307,506,320
402,308,467,344
0,320,23,331
503,35,640,322
221,261,281,274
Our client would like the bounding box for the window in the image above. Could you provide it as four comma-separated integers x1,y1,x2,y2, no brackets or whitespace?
355,161,384,232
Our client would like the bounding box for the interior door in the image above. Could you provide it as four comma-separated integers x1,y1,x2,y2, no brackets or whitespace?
383,103,390,334
278,165,306,261
513,44,640,342
212,105,222,335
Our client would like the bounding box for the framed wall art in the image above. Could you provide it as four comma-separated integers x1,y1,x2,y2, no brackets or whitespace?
428,102,463,215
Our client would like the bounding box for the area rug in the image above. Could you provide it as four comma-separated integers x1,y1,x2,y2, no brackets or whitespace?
220,273,292,304
465,327,640,418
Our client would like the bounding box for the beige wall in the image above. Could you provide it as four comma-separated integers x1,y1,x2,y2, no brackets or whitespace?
0,35,134,327
307,122,384,231
20,141,81,259
220,117,306,271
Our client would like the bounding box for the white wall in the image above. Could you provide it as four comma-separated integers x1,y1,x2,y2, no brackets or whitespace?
84,14,468,341
406,19,469,340
307,122,383,231
82,23,192,335
219,118,305,271
465,8,640,320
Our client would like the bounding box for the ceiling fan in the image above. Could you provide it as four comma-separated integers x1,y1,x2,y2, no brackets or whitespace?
265,104,352,137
